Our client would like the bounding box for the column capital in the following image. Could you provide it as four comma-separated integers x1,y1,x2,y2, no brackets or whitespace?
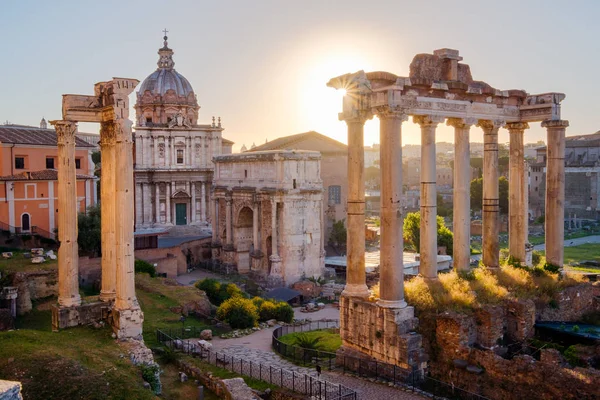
446,117,477,128
505,122,530,132
477,119,506,132
50,120,77,144
339,111,373,125
413,115,445,127
541,119,569,129
373,105,408,121
99,121,117,147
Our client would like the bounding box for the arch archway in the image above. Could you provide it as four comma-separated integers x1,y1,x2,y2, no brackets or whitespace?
21,213,31,232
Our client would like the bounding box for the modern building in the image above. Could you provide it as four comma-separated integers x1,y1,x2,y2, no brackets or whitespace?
133,35,233,230
249,131,347,243
0,122,96,237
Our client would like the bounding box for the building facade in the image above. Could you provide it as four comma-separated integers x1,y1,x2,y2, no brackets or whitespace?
249,131,347,244
212,150,325,286
0,123,96,237
134,35,233,229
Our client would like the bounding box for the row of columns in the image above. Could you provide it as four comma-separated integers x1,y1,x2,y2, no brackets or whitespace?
138,134,217,168
341,110,568,306
138,181,208,225
53,119,141,317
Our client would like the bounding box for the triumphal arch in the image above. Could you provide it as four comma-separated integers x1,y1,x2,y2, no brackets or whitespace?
51,78,143,339
328,48,567,371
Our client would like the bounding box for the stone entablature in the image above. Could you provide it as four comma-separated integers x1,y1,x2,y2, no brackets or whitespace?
212,151,325,286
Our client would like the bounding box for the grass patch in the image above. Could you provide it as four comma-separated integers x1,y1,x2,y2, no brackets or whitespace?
0,250,58,275
277,328,342,353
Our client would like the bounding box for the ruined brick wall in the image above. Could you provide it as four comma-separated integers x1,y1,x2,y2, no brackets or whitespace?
537,283,599,322
12,270,58,315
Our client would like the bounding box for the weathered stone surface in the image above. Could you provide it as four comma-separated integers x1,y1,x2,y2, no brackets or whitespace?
51,302,108,330
221,378,260,400
200,329,213,340
291,280,319,298
0,309,14,331
537,283,598,321
0,380,22,400
12,270,58,315
31,257,45,264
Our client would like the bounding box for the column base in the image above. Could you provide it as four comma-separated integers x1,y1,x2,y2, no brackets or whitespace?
111,306,144,339
58,294,82,308
99,291,116,302
376,299,408,309
266,274,284,289
341,283,370,299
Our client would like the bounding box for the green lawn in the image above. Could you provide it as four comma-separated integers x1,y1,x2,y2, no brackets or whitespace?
0,250,58,275
540,243,600,266
277,328,342,353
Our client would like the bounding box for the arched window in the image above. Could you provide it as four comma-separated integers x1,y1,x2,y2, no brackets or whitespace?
21,213,30,231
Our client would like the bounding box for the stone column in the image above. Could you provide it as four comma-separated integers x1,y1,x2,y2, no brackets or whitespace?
253,198,260,253
52,120,82,307
113,119,143,337
269,198,282,277
165,183,171,224
98,122,116,301
191,182,196,224
135,183,143,226
201,182,207,222
447,118,476,271
155,183,160,224
415,115,445,279
212,198,220,243
342,116,370,298
225,196,233,246
479,120,504,269
377,108,408,308
543,120,569,268
507,122,529,263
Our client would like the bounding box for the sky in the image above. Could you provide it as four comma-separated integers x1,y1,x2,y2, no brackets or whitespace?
2,0,600,152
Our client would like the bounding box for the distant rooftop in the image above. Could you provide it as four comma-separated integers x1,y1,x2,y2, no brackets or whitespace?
0,124,95,148
249,131,347,153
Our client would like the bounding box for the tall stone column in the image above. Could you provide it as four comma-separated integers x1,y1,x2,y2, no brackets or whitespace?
155,183,160,224
507,122,529,263
543,120,569,268
191,182,197,224
253,199,260,253
99,122,116,301
113,119,143,338
342,116,371,298
415,115,445,279
201,182,207,222
212,198,220,244
225,197,233,246
447,118,476,271
376,108,408,308
52,120,82,307
479,120,504,269
135,183,143,226
165,183,171,224
269,198,282,278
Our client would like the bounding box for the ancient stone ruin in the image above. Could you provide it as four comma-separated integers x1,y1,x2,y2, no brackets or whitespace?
328,48,569,374
51,78,143,339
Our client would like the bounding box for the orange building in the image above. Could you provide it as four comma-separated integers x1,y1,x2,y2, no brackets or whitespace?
0,122,97,239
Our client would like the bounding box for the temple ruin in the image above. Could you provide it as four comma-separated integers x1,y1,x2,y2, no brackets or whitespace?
328,48,568,372
51,78,144,339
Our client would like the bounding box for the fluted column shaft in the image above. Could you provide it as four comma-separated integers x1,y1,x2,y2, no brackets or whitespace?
226,197,233,246
507,122,529,263
448,118,476,271
415,115,445,279
543,120,569,268
53,120,82,307
165,184,171,224
479,120,504,269
377,109,407,308
99,122,116,301
343,117,370,298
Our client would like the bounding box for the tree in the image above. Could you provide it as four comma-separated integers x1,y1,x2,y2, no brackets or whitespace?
77,205,101,257
403,211,453,255
470,177,509,214
329,219,347,251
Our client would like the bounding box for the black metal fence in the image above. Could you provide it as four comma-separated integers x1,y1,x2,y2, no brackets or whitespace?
272,320,490,400
156,327,357,400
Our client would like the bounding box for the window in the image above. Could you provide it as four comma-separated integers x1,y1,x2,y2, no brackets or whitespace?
46,157,55,169
177,149,184,164
75,158,81,169
328,185,341,205
15,157,25,169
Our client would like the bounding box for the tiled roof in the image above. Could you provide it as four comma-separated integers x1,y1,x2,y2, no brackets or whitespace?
249,131,347,152
0,170,95,181
0,125,96,147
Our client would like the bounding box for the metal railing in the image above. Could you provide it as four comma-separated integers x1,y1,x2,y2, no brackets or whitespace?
0,222,56,242
156,327,357,400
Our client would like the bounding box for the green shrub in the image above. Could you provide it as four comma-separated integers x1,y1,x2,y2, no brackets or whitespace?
543,262,561,274
274,302,294,323
195,279,243,306
134,259,156,277
217,297,259,329
564,345,583,367
140,363,162,394
532,251,543,267
258,300,277,321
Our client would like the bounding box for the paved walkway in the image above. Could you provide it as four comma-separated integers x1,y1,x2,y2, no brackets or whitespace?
175,268,223,286
532,235,600,251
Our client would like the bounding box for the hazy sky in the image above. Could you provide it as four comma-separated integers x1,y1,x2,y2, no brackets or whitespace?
2,0,599,151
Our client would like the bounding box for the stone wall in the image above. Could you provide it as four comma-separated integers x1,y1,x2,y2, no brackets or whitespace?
337,296,426,371
11,270,58,315
175,360,254,400
51,302,109,330
135,237,212,277
537,283,600,321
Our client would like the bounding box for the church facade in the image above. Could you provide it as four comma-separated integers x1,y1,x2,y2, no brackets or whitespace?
134,35,232,229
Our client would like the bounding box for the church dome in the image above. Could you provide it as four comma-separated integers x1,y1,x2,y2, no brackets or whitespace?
138,68,195,98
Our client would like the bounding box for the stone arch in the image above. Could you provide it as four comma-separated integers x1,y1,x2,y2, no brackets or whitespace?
236,206,253,228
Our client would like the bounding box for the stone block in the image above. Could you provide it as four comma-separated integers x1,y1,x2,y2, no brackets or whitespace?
111,306,144,339
51,302,108,330
0,380,22,400
31,256,45,264
2,252,13,259
200,329,212,340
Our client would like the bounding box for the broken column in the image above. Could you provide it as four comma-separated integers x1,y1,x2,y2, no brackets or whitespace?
479,120,504,269
415,115,445,279
99,122,116,301
377,107,407,308
52,120,81,308
447,118,476,271
543,119,569,269
507,122,529,264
